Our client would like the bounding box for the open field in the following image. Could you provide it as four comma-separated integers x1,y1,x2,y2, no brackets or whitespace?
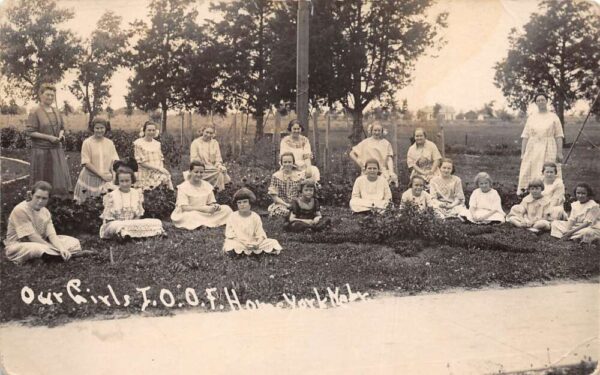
1,116,599,326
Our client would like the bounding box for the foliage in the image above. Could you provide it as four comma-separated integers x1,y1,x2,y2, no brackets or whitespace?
142,185,177,219
0,99,24,115
47,196,104,234
495,107,515,122
128,0,221,133
62,100,74,116
1,127,19,148
464,110,477,121
69,11,129,130
0,0,82,100
494,0,600,127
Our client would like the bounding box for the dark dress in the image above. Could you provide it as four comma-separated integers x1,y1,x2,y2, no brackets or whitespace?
286,198,331,232
26,106,72,198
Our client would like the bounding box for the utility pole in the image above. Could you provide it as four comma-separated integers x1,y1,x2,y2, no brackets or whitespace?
297,0,310,135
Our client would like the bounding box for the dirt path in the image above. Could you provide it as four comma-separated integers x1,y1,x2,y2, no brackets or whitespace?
0,282,597,375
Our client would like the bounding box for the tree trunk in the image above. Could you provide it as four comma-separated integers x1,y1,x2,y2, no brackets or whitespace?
556,98,565,145
161,103,168,134
254,113,264,142
351,109,364,145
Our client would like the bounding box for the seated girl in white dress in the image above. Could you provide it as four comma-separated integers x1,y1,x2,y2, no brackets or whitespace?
349,159,392,214
506,178,553,232
401,175,433,211
541,162,567,220
171,160,232,230
551,183,600,244
4,181,82,263
466,172,506,224
100,166,165,239
429,158,469,219
223,188,283,255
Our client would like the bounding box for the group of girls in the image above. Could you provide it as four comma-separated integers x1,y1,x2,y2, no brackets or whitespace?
5,111,598,264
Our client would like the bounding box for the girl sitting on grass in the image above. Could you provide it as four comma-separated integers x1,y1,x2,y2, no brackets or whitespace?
100,166,165,239
429,158,469,219
551,183,600,244
541,162,567,220
224,188,283,255
268,152,305,218
349,159,392,214
285,179,331,232
171,160,232,230
466,172,506,224
506,178,553,233
400,175,432,211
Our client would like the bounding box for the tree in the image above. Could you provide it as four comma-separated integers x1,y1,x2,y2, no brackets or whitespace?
465,110,477,121
106,105,114,119
62,100,74,116
128,0,220,134
495,107,515,122
124,94,134,117
69,11,129,130
479,100,495,118
0,99,23,115
314,0,447,144
433,103,442,119
208,0,279,141
456,111,465,120
0,0,81,100
494,0,600,132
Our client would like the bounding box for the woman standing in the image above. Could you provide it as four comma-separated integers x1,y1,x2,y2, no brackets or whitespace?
406,127,442,183
73,117,119,203
349,122,397,185
280,119,320,181
25,83,72,198
518,92,564,194
133,121,173,191
189,126,231,191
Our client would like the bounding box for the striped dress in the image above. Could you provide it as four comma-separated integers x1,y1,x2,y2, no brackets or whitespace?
74,137,119,203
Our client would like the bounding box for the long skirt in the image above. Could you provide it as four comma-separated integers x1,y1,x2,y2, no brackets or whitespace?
5,235,81,264
136,167,174,191
507,217,551,230
551,221,600,243
100,219,164,239
202,168,231,191
171,205,232,230
74,168,112,203
466,209,506,224
349,198,389,213
223,238,282,255
268,203,291,218
284,218,332,232
30,147,72,198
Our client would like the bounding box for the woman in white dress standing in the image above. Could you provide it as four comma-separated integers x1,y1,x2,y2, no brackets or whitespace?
171,160,232,230
280,119,320,181
189,126,231,191
133,121,173,190
349,122,398,185
74,117,119,203
517,92,564,195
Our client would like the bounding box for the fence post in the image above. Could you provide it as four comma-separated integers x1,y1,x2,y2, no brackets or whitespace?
274,110,281,164
324,111,330,173
312,109,320,168
392,115,399,178
231,113,237,157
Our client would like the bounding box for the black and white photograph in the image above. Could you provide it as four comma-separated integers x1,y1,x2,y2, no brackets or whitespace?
0,0,599,373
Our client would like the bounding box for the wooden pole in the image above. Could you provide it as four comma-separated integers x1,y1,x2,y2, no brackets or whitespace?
180,112,184,149
231,113,237,157
296,0,310,135
324,111,330,172
187,111,193,146
392,116,399,178
312,109,319,167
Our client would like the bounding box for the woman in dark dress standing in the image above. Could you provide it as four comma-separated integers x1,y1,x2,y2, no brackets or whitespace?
25,83,72,198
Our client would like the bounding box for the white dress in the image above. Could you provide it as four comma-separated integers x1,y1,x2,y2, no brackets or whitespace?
133,138,174,190
518,111,564,192
506,195,553,229
429,175,469,218
543,178,567,220
74,137,119,203
349,175,392,213
171,180,232,230
551,200,600,243
406,140,442,182
223,211,282,255
280,135,321,181
400,189,433,211
352,137,395,182
99,189,165,239
189,138,231,191
466,188,506,223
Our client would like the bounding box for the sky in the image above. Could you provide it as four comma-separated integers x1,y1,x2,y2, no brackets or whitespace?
1,0,599,113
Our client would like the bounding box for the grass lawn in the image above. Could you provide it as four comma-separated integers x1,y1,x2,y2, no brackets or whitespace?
1,137,599,326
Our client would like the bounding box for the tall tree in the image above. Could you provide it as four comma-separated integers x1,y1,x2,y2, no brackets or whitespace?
69,11,129,130
62,100,74,116
494,0,600,131
0,0,81,100
208,0,279,141
128,0,216,133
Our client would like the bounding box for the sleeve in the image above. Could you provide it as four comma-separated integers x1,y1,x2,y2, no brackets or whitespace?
279,138,288,157
314,199,321,214
136,190,145,217
303,137,312,159
25,109,40,135
583,204,600,225
351,178,362,199
430,142,442,160
553,114,564,138
469,190,479,209
109,141,119,164
406,145,416,168
455,177,465,203
215,141,223,165
81,139,92,165
289,200,300,215
429,179,441,200
158,143,165,161
207,190,217,205
134,141,146,163
492,190,503,211
400,190,410,205
386,140,394,157
45,217,58,238
254,214,268,241
175,185,190,208
190,140,199,161
383,179,392,201
10,206,36,239
224,216,236,239
351,141,364,160
520,117,531,139
100,193,115,221
268,175,279,196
